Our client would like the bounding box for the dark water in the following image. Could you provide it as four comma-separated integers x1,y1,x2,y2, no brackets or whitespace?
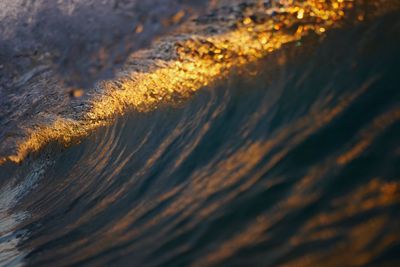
0,0,208,88
1,3,400,267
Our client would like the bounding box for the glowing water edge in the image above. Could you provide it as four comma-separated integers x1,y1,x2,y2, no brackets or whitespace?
0,0,397,165
1,0,400,266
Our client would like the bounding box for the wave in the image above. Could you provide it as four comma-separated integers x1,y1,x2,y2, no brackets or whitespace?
1,1,400,265
1,0,398,165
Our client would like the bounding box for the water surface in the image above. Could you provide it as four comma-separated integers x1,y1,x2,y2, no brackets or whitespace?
0,1,400,266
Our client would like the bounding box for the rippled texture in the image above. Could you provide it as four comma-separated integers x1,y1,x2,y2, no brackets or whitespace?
1,0,400,266
2,0,396,165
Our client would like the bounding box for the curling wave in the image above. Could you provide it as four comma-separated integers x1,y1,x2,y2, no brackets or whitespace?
1,0,399,165
1,1,400,266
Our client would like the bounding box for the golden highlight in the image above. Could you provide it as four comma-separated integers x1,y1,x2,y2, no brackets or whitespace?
0,0,397,164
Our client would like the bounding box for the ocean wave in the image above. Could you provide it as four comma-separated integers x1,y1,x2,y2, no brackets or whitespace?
2,0,398,165
0,1,400,265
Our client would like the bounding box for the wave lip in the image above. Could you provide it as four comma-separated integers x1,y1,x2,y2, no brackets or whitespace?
0,0,398,165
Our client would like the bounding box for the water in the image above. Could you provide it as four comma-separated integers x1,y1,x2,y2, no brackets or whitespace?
1,1,400,266
0,0,208,88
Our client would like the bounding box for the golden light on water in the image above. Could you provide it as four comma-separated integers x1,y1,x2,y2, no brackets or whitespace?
0,0,397,165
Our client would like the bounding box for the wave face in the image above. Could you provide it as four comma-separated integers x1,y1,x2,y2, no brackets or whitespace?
3,0,398,165
1,1,400,266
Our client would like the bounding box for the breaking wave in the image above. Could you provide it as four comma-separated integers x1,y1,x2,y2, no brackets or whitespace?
1,0,400,266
